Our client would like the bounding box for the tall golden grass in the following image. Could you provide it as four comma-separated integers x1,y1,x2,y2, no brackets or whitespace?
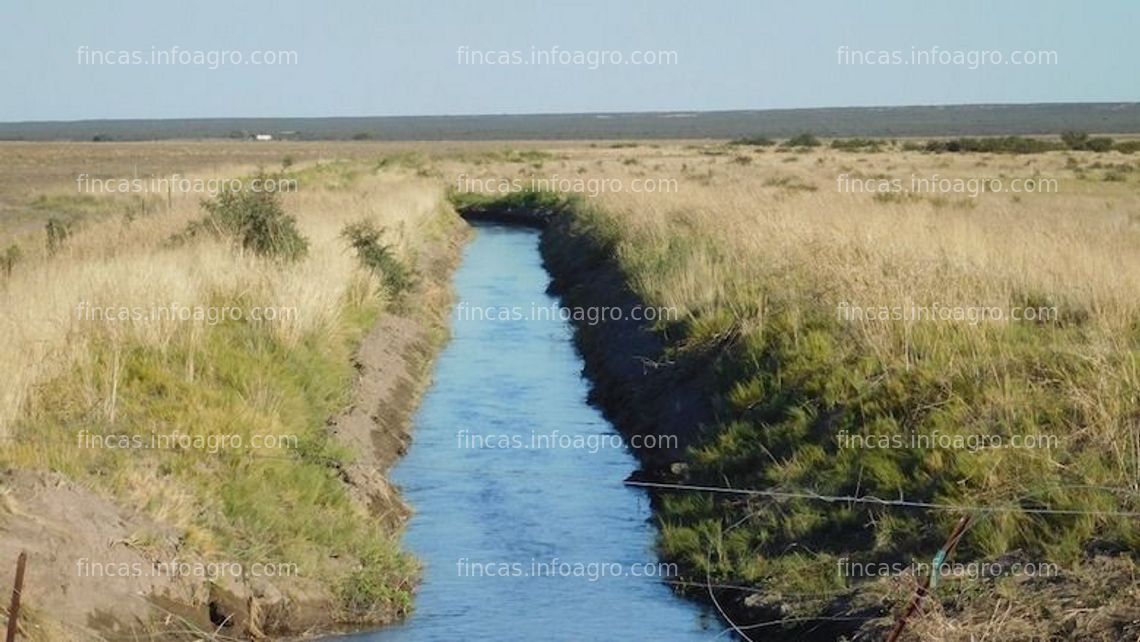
443,146,1140,464
0,161,444,436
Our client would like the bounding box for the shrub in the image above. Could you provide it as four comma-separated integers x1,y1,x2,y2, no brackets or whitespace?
783,133,821,148
730,136,775,147
341,220,415,296
1061,131,1090,150
1113,140,1140,154
45,217,73,254
1086,137,1115,152
178,172,309,261
1,244,21,278
924,136,1062,154
830,138,883,152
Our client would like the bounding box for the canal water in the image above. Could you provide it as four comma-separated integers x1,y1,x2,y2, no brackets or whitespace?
335,224,716,641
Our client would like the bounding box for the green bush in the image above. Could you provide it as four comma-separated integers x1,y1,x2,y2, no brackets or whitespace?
341,220,415,296
45,217,73,254
1060,131,1115,152
783,133,821,148
178,172,309,261
924,136,1062,154
1,244,21,278
730,135,775,147
830,138,883,152
1061,131,1090,150
1086,137,1115,152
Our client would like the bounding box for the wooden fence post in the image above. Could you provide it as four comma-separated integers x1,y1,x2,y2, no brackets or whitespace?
885,515,972,642
5,551,27,642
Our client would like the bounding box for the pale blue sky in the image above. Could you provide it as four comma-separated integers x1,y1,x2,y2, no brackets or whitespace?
1,0,1136,121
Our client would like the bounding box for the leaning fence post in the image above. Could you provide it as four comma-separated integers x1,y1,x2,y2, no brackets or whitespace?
885,515,972,642
5,551,27,642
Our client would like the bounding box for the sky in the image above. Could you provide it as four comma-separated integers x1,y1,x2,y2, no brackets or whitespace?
1,0,1137,122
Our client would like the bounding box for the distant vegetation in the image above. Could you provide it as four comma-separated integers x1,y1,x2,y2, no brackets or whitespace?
920,132,1135,154
45,216,74,254
1,244,21,278
5,103,1140,141
830,137,884,152
727,131,1140,155
729,135,775,146
782,133,821,148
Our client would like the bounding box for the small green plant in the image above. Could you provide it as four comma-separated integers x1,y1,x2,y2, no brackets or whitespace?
1061,131,1090,150
730,136,775,147
1059,131,1114,152
925,136,1063,154
177,172,308,261
341,220,415,296
830,138,883,152
45,217,73,254
1,244,21,278
1086,136,1115,152
782,133,821,148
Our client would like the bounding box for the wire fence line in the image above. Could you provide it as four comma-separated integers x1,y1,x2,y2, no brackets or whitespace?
4,433,1140,517
624,479,1140,518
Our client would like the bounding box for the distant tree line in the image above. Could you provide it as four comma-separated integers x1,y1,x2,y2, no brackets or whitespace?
730,131,1140,154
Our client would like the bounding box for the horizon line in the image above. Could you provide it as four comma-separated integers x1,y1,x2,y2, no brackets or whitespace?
3,100,1138,126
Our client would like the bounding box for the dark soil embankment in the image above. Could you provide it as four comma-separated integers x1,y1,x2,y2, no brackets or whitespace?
455,194,719,471
539,213,717,470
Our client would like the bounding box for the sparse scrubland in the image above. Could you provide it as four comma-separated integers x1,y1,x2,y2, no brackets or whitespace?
2,135,1139,640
